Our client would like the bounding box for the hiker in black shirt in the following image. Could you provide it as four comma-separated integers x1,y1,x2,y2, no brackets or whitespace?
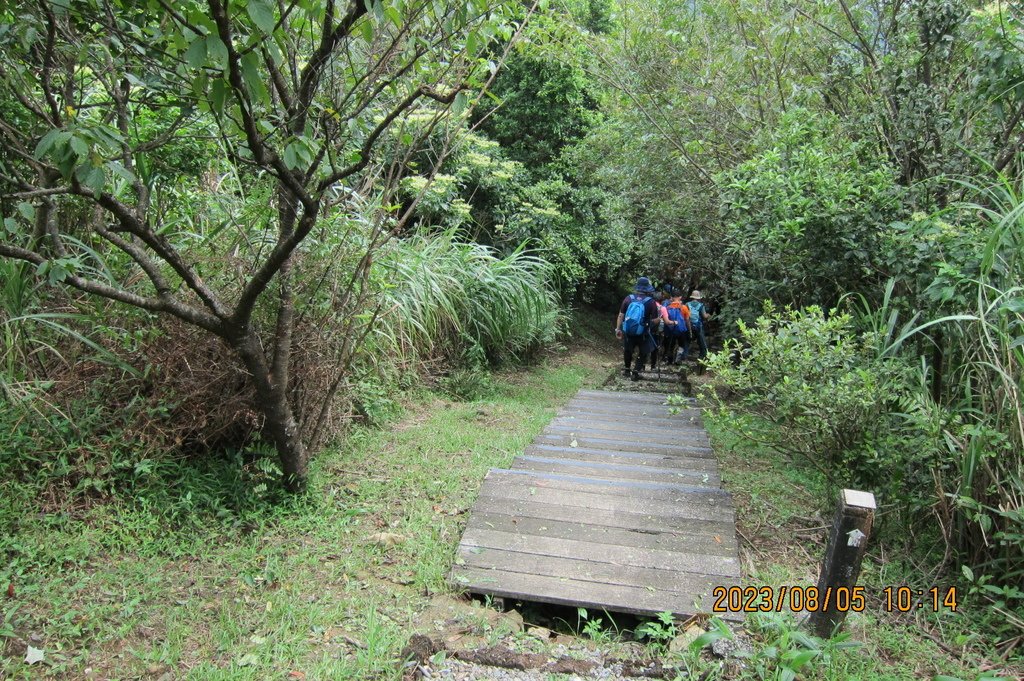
615,277,659,381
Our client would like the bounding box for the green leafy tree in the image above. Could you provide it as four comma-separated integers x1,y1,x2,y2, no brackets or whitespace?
717,109,904,324
0,0,521,490
475,14,599,174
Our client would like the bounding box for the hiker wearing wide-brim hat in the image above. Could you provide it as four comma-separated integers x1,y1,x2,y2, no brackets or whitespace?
679,289,710,361
615,277,659,381
633,276,655,293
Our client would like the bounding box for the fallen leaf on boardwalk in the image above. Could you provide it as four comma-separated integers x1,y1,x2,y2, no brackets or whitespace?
368,532,406,547
714,536,722,543
25,646,44,665
569,439,578,448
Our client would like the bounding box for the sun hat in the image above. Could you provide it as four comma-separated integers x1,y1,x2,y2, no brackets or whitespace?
634,277,655,293
690,290,703,300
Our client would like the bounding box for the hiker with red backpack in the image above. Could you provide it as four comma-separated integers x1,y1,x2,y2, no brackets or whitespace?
662,286,691,365
615,277,659,381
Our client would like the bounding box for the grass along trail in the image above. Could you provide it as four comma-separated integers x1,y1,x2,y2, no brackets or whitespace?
1,343,608,679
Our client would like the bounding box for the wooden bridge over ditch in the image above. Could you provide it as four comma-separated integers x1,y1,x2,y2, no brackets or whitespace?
451,388,741,621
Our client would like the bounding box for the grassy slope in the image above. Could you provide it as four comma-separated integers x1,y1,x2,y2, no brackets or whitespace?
0,343,609,679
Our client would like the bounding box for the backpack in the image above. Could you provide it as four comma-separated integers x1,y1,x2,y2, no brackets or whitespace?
666,303,688,336
622,294,650,336
687,300,705,329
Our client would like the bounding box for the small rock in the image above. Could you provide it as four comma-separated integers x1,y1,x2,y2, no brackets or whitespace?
526,626,553,640
497,609,524,632
368,532,406,547
712,636,752,658
669,624,705,653
25,645,44,665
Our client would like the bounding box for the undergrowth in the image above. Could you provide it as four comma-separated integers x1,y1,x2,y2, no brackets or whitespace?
704,410,1022,680
0,341,603,678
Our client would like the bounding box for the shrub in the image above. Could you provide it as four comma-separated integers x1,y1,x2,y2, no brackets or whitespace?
717,109,905,327
702,303,952,512
703,303,887,469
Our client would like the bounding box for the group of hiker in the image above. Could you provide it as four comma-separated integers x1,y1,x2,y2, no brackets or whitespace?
614,276,709,381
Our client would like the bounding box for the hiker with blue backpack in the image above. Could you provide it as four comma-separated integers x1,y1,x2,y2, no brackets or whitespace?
615,277,659,381
677,289,710,360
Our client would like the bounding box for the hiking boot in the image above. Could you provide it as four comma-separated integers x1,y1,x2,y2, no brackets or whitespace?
622,367,631,377
631,370,640,381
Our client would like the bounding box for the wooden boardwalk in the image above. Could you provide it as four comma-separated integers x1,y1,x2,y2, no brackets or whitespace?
451,389,741,620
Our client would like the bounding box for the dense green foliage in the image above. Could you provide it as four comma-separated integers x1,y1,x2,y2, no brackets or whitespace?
2,0,1024,668
718,111,905,326
550,0,1024,642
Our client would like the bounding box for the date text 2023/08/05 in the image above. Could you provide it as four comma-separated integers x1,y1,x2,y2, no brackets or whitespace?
711,585,959,614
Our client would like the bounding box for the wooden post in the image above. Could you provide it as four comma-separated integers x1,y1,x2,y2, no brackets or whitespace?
808,489,875,638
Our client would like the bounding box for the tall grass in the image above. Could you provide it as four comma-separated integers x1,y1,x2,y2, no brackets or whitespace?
375,229,560,366
938,180,1024,607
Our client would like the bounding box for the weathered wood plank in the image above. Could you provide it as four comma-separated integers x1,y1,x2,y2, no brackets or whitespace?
552,419,704,436
559,405,700,419
524,445,718,469
536,434,714,455
470,496,735,535
577,390,690,405
511,455,720,486
450,566,742,621
544,424,709,446
478,483,733,521
484,469,732,500
556,410,704,430
456,548,733,602
460,528,740,577
553,410,703,426
561,399,704,413
560,402,688,417
465,511,738,556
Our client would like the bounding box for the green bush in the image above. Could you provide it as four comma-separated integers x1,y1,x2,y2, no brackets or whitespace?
717,109,904,326
703,303,888,468
703,303,953,510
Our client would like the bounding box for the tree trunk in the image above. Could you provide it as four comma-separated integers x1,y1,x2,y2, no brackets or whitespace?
232,329,308,492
